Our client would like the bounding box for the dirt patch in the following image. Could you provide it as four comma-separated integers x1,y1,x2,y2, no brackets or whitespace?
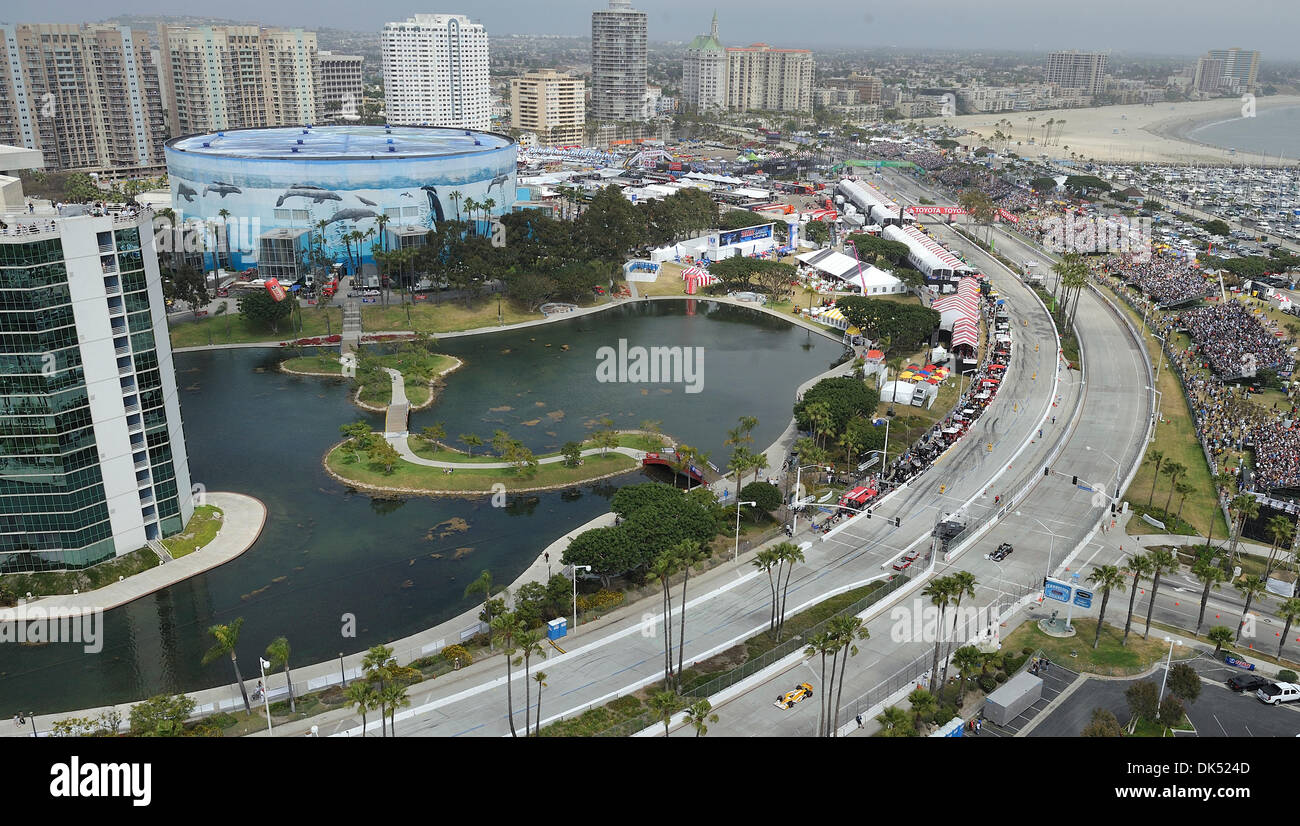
453,547,475,559
427,517,469,540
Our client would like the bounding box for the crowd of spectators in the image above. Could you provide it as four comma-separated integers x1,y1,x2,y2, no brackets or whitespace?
1098,254,1211,307
1179,302,1294,379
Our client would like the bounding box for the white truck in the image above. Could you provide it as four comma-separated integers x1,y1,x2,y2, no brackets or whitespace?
1257,682,1300,705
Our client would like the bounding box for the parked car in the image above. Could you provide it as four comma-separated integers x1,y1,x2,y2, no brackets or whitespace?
1225,674,1271,693
1258,682,1300,705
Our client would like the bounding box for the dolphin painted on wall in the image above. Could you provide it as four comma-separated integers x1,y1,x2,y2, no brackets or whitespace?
177,184,197,203
276,187,342,207
203,181,242,198
486,173,510,197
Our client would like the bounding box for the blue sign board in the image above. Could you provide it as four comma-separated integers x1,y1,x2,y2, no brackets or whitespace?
1043,578,1072,603
1073,588,1093,609
1224,655,1255,671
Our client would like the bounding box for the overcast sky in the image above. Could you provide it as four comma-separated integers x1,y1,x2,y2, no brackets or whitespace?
6,0,1299,55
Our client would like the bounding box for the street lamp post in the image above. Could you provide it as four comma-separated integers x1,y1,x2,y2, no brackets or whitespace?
1151,333,1167,383
258,657,274,736
572,564,592,631
734,500,757,562
1157,637,1179,705
790,463,830,534
339,653,346,687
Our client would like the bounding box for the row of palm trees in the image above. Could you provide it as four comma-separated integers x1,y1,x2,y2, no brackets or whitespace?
345,645,417,736
921,572,979,693
1086,549,1300,659
804,615,869,737
752,542,806,642
649,539,708,691
200,618,297,716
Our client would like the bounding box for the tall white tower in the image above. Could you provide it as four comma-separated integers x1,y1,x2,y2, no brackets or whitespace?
382,14,491,130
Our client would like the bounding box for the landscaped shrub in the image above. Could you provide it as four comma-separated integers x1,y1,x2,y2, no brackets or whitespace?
1280,670,1298,683
577,589,624,613
609,696,642,715
440,644,472,667
1022,647,1034,655
977,675,997,693
995,672,1008,684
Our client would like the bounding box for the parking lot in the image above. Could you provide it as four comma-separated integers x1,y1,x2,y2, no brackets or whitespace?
1027,655,1300,737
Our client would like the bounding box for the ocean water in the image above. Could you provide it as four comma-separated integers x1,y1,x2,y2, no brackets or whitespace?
1188,104,1300,160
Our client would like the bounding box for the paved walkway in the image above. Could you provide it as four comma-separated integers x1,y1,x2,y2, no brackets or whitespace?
2,492,266,620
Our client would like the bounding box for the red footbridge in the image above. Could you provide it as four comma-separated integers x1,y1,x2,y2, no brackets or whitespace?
641,450,706,483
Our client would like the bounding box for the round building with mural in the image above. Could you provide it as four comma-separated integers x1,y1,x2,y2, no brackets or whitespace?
164,125,517,272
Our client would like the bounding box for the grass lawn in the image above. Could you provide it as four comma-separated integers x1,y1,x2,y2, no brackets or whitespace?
360,298,554,334
169,304,342,348
1097,281,1228,538
161,505,224,558
327,444,637,492
281,354,347,376
354,351,458,407
410,432,655,464
1002,618,1171,677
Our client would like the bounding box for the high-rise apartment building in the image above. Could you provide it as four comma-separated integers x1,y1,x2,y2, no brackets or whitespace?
0,214,194,572
161,25,321,134
0,24,166,179
156,25,319,137
318,51,365,121
725,44,814,113
682,13,726,111
590,0,648,122
381,14,490,130
1193,57,1225,94
510,70,585,146
1045,50,1108,96
1204,48,1260,93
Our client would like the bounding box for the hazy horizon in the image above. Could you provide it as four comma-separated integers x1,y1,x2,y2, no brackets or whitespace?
3,0,1297,56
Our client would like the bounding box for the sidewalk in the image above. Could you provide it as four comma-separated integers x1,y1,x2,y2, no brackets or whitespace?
2,492,265,621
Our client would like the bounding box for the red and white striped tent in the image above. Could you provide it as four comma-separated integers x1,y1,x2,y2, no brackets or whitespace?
682,266,719,294
951,317,979,351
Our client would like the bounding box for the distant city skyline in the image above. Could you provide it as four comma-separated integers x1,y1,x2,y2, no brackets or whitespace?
9,0,1296,56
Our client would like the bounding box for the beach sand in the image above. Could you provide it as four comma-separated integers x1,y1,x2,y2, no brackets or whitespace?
920,95,1300,166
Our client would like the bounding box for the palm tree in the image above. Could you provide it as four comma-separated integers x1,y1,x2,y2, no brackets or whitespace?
1276,598,1300,660
264,636,295,713
482,197,496,224
774,541,806,641
463,197,478,232
490,612,524,736
1161,462,1187,516
217,207,232,272
1173,482,1195,524
828,614,868,736
1235,575,1269,641
344,681,376,736
1229,494,1260,562
382,681,411,736
686,699,719,737
1191,557,1228,636
804,630,838,737
1121,554,1153,647
752,548,780,632
449,189,463,221
1143,450,1165,507
1142,548,1178,639
941,571,977,683
1087,565,1126,649
952,645,983,704
533,671,548,736
1264,514,1295,577
875,705,915,736
907,687,938,734
1208,626,1234,657
648,691,680,736
923,577,953,691
674,539,705,682
201,618,251,713
805,401,834,450
361,644,396,737
885,357,906,414
464,569,500,647
514,629,547,736
649,549,680,689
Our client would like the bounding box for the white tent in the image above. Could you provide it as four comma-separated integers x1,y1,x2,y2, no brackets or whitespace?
880,380,936,409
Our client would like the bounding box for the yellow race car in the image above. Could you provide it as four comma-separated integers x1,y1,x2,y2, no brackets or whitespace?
774,682,814,709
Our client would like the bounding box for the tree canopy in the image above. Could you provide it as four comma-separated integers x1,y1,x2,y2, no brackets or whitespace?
834,296,940,354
